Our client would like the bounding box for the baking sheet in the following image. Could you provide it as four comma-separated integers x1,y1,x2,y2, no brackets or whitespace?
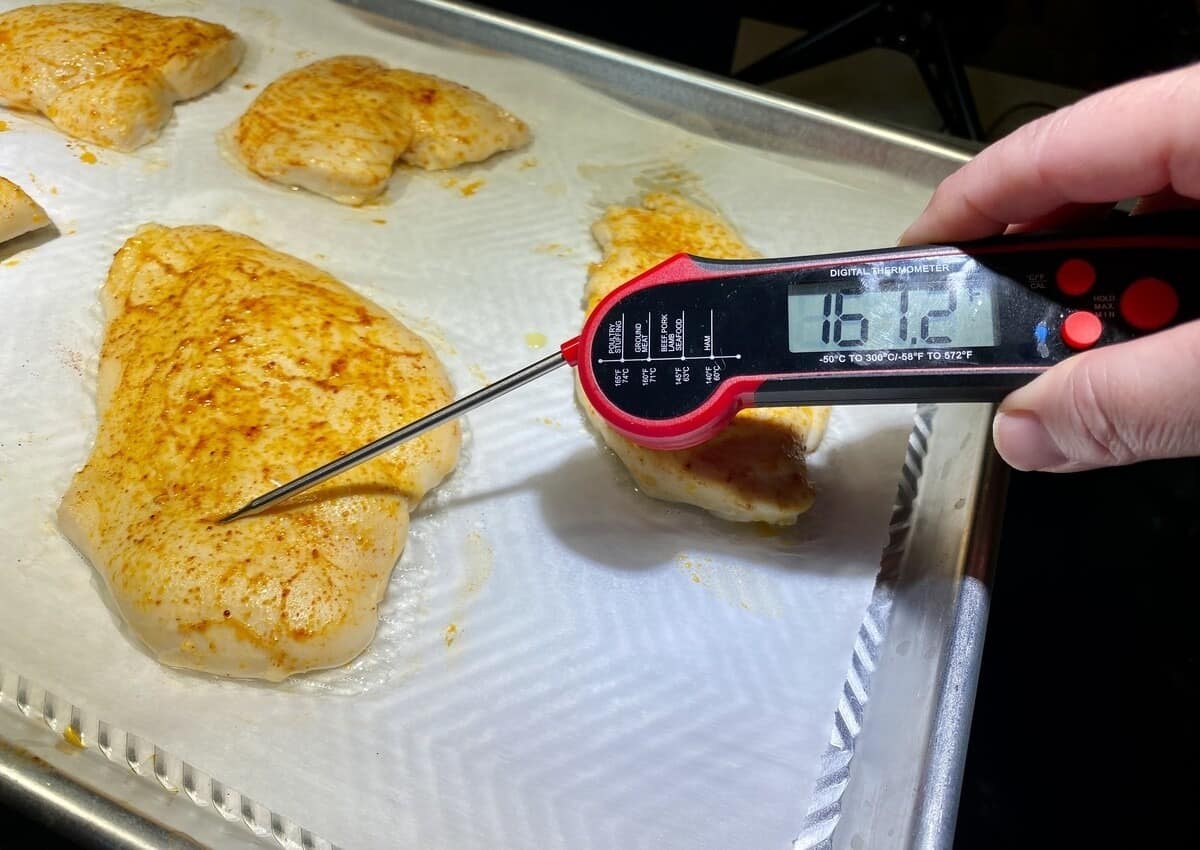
0,1,937,846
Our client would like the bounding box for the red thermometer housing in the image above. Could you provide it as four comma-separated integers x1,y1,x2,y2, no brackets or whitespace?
570,214,1200,450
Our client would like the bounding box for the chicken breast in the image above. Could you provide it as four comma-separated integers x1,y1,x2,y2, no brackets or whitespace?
58,225,460,680
227,55,530,205
0,3,242,151
0,177,49,243
579,192,831,524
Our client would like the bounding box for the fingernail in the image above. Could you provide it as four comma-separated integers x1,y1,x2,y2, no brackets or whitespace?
992,411,1068,471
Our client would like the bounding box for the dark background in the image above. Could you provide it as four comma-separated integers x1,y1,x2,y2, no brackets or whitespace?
477,0,1200,90
4,1,1199,847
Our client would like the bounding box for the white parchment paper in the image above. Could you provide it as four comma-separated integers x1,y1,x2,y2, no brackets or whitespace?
0,1,940,847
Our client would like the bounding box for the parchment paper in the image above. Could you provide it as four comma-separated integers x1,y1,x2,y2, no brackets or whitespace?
0,2,938,847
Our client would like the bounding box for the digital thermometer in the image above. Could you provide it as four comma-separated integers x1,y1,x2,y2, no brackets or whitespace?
223,214,1200,521
575,215,1199,448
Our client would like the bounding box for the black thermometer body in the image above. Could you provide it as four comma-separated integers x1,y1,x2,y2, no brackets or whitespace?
572,215,1200,450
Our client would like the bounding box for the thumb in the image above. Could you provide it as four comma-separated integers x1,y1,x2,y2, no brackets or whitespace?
992,320,1200,472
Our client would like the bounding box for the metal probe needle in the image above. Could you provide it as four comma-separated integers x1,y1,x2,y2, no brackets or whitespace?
219,350,569,523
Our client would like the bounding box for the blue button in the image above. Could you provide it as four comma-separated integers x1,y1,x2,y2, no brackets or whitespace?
1034,322,1048,344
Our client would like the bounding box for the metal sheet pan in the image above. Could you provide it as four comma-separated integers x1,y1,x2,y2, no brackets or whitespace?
0,2,997,847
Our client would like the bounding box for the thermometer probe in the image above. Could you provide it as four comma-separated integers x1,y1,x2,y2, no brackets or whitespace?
221,215,1199,522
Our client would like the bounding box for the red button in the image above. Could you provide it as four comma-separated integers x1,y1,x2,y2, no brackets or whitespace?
1120,277,1179,331
1056,259,1096,296
1061,310,1103,350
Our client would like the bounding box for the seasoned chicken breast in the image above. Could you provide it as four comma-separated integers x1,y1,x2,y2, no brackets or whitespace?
0,3,242,151
58,225,460,680
227,55,530,205
0,177,49,243
579,192,831,524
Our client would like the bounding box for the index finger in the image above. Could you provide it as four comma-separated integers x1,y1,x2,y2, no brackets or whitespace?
899,62,1200,245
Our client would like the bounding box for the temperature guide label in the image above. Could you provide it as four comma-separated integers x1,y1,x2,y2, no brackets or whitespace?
659,313,684,354
596,309,741,393
607,318,623,356
633,318,650,355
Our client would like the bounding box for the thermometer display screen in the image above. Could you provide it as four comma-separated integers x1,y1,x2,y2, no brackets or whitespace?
787,282,997,353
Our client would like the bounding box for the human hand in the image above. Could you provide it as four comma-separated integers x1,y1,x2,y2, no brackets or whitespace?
900,63,1200,471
